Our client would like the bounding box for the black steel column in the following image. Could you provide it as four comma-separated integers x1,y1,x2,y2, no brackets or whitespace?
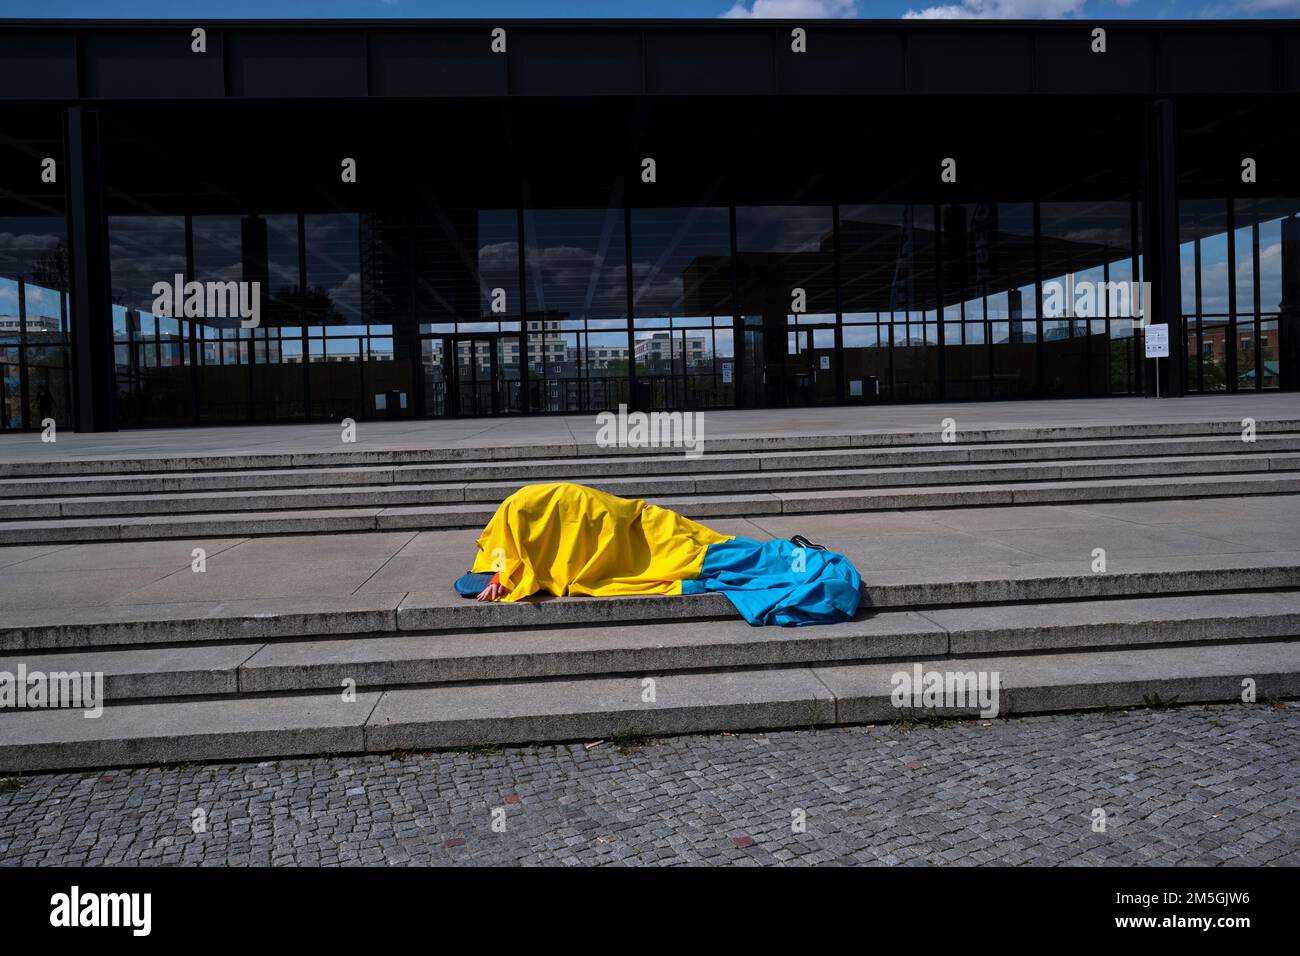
242,214,270,421
729,205,744,409
1279,216,1300,391
1140,98,1184,397
63,106,116,431
623,203,637,412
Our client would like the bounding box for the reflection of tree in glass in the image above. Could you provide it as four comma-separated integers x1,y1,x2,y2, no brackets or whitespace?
1236,338,1257,387
272,285,340,325
1201,356,1227,391
30,240,69,292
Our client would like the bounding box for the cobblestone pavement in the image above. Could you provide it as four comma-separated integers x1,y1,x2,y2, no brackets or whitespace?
1,703,1297,866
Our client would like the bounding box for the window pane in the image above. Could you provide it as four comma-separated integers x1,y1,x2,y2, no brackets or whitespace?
108,215,191,426
523,209,628,412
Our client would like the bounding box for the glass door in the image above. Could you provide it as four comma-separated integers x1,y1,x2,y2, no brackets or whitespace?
740,322,765,408
455,337,493,416
784,326,838,405
1,347,21,431
420,334,522,417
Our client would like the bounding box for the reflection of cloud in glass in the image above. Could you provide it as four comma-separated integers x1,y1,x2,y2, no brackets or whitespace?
24,284,62,317
630,207,731,318
1199,235,1230,314
108,216,186,312
525,244,627,318
477,240,518,273
0,230,62,257
630,262,685,306
328,273,363,318
1039,226,1129,247
1259,240,1282,312
736,206,833,254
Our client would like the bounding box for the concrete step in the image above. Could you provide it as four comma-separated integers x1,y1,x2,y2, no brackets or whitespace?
4,591,1297,704
6,553,1299,652
3,433,1297,499
4,470,1300,543
3,417,1297,479
3,639,1296,772
2,451,1297,520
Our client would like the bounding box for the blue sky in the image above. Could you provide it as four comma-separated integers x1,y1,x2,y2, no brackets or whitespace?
2,0,1296,21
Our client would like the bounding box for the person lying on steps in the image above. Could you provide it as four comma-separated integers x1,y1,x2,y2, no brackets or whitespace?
455,481,861,627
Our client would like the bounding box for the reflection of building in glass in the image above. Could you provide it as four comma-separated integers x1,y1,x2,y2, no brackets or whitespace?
0,315,57,334
635,332,708,365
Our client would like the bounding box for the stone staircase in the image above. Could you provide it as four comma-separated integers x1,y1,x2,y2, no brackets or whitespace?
0,419,1299,544
2,415,1299,772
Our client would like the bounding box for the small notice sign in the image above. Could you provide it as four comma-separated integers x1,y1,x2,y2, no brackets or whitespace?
1145,324,1169,358
721,362,733,384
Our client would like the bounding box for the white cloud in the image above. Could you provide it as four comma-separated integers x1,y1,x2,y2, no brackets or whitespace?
722,0,859,17
902,0,1086,17
1230,0,1300,10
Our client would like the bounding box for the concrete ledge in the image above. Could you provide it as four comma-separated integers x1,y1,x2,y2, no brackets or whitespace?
3,416,1297,479
0,642,261,698
7,590,1299,702
237,613,946,693
3,639,1296,771
396,590,736,631
4,558,1299,652
1,450,1293,520
6,435,1299,499
364,668,837,752
0,690,382,773
0,594,404,651
864,557,1300,608
1009,472,1300,504
927,591,1300,655
374,503,497,530
816,640,1300,722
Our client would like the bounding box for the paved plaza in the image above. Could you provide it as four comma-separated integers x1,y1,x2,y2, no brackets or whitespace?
1,703,1295,866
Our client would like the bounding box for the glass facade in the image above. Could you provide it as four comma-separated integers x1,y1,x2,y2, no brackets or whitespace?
630,207,734,410
941,202,1039,401
1040,201,1140,397
192,213,305,422
840,204,938,403
1181,197,1298,393
735,206,838,408
417,208,522,417
108,215,191,427
523,208,629,413
71,195,1300,427
0,217,72,432
304,212,409,422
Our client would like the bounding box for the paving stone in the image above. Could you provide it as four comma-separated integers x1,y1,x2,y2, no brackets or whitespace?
0,703,1294,867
